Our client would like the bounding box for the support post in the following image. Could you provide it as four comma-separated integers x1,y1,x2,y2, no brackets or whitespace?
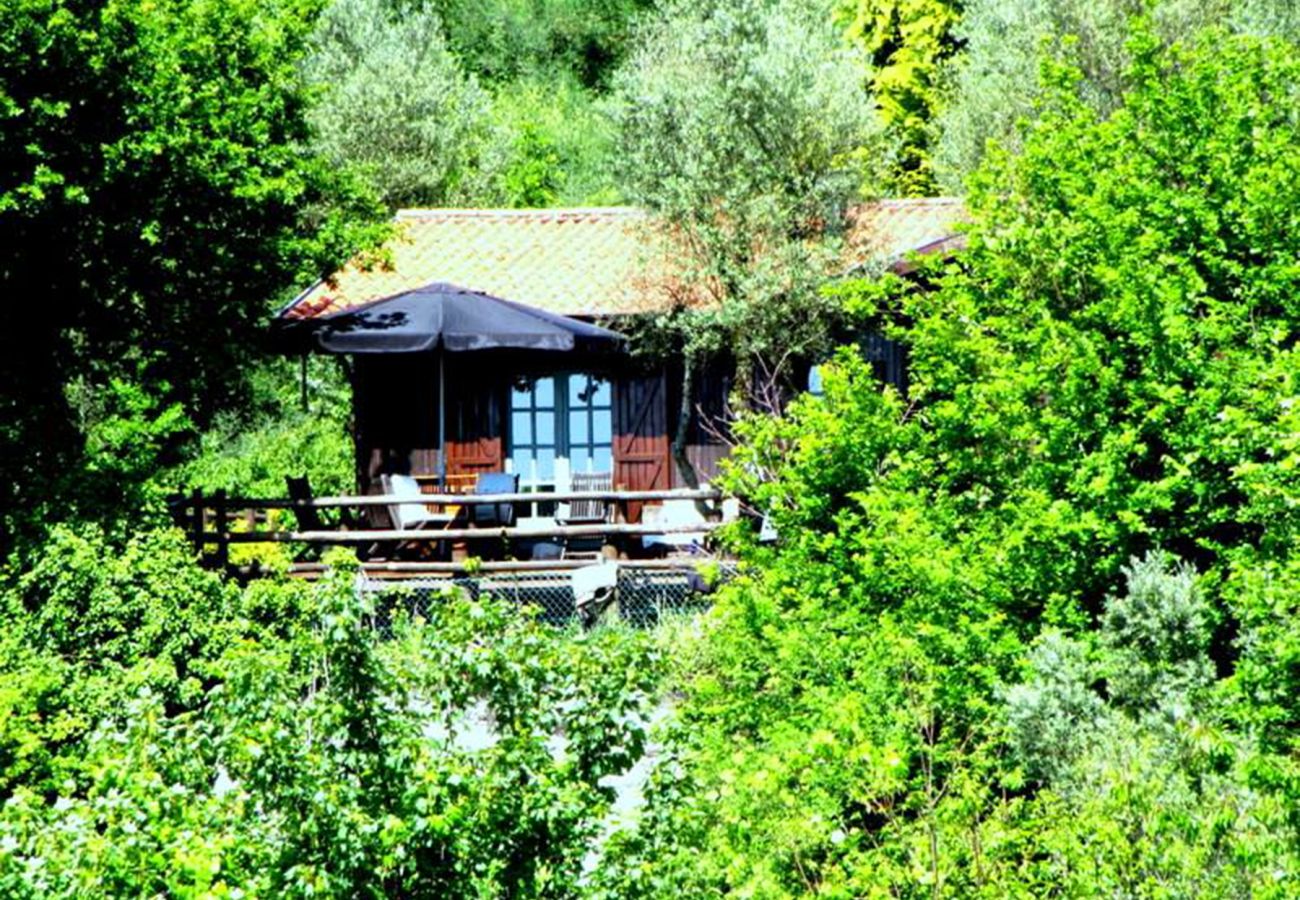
189,488,205,558
214,489,229,570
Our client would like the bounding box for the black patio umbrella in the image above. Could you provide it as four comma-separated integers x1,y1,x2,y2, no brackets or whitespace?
305,282,626,482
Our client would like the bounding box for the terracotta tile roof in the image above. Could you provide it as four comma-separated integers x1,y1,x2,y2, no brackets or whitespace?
281,200,967,321
844,197,969,272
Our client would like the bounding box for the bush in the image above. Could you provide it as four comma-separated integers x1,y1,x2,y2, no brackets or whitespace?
597,27,1300,897
0,524,238,792
1005,727,1300,898
0,559,663,897
178,356,354,501
1222,555,1300,753
1003,630,1104,786
1101,552,1214,714
14,525,233,673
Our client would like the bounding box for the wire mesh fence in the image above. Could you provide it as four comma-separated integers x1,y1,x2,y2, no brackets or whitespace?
359,564,736,628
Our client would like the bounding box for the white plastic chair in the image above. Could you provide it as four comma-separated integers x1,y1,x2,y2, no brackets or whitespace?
381,474,446,530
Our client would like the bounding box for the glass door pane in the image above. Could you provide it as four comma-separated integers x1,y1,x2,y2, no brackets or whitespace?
565,374,612,475
509,376,560,486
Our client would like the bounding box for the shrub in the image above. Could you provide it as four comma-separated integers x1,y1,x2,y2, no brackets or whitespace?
14,524,234,674
1003,630,1105,786
1012,728,1300,898
0,560,663,897
1101,551,1214,714
1222,555,1300,752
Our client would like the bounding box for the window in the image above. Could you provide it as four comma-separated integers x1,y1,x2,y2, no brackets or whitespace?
566,374,613,474
511,376,558,480
509,373,613,481
807,364,824,396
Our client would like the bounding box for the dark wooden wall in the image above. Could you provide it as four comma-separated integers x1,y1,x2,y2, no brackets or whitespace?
677,356,733,487
445,361,504,478
353,354,505,487
352,353,437,492
351,352,711,523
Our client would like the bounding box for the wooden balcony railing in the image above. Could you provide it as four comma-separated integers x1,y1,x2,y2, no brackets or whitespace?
168,487,725,570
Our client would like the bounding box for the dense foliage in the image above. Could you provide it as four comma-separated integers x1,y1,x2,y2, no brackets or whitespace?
432,0,652,89
0,0,384,549
303,0,646,209
932,0,1300,188
304,0,494,209
10,2,1300,896
837,0,962,194
591,26,1300,896
0,545,661,897
179,356,354,501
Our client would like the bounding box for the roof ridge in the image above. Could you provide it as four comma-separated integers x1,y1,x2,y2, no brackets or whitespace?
395,198,967,221
395,207,648,220
856,197,964,208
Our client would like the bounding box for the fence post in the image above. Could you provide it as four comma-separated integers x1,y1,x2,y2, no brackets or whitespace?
189,488,205,559
213,489,229,570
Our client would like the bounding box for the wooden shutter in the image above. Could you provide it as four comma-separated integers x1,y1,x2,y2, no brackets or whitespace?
614,370,670,523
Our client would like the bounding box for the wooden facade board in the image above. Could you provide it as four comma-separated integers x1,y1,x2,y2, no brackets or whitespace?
445,360,504,477
614,369,671,522
662,355,733,488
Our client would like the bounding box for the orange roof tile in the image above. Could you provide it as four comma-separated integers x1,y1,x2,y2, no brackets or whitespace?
281,200,967,321
845,197,969,271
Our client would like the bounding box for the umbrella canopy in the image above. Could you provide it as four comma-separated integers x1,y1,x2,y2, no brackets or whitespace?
293,281,625,485
310,282,625,354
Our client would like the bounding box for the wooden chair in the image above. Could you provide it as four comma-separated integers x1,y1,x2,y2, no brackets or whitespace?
560,471,613,560
285,475,327,533
285,475,359,561
378,473,455,559
567,471,613,522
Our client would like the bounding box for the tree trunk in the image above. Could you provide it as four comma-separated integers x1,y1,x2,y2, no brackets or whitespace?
671,355,700,490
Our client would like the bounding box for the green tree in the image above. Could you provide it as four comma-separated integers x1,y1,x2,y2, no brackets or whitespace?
304,0,634,209
908,24,1300,589
488,73,622,206
932,0,1300,189
0,0,383,547
430,0,653,89
304,0,495,208
837,0,963,194
613,0,888,483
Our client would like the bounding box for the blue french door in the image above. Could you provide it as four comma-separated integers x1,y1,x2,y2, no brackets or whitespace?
509,373,613,480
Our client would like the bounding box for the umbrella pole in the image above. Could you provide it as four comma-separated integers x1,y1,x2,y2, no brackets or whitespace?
438,349,446,487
